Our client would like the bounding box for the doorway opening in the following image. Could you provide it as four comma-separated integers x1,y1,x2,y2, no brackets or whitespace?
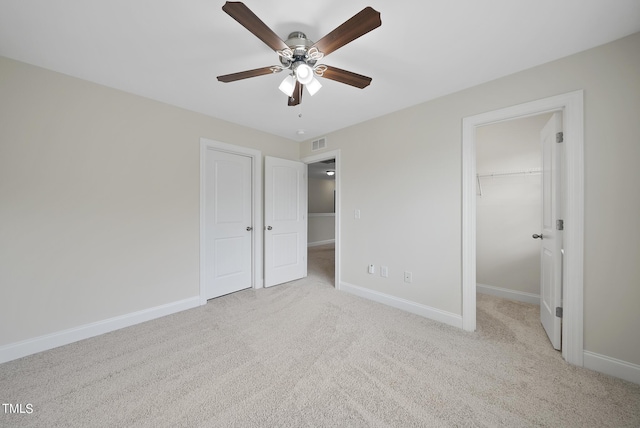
475,113,558,349
476,113,551,302
307,158,336,285
462,91,584,366
302,150,341,289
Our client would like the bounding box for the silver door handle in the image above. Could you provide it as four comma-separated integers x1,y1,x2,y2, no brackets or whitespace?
266,226,272,230
532,233,543,240
246,226,252,231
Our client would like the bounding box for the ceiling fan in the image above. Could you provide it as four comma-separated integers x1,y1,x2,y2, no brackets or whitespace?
216,2,382,106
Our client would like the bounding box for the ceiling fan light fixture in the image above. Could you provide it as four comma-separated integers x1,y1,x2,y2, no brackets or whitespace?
217,3,382,107
294,62,314,85
306,77,322,96
278,75,296,97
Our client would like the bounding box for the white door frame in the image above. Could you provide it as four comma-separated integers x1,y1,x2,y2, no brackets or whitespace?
462,91,584,366
199,138,263,305
301,149,341,290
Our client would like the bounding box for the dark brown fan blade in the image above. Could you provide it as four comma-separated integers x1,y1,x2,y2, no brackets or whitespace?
222,2,288,52
217,66,281,83
311,7,381,56
288,81,303,106
320,66,372,89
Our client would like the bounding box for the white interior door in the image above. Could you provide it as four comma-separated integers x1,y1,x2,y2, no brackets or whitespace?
204,149,253,299
264,156,307,287
539,112,563,349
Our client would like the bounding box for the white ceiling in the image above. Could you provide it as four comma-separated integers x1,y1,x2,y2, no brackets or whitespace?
1,1,639,142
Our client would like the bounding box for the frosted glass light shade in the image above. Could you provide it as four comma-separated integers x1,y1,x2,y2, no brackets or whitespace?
295,63,314,85
306,77,322,96
278,75,296,97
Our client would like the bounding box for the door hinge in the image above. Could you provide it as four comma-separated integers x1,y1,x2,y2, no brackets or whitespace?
556,307,563,318
556,132,564,143
556,219,564,231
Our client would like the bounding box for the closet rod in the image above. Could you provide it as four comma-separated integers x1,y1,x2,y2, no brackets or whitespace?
476,168,541,178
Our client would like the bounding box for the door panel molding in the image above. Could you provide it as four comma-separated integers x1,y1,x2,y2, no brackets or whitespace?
199,138,263,304
462,90,584,366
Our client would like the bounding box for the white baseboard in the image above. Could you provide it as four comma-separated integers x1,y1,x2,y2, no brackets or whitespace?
340,282,462,329
0,296,202,364
477,283,540,305
308,239,335,247
583,351,640,385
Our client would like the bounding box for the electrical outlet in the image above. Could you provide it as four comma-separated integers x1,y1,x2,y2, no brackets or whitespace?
381,266,389,277
404,271,412,283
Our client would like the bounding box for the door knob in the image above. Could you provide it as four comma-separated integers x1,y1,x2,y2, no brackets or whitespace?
267,226,272,230
246,226,252,231
532,233,543,240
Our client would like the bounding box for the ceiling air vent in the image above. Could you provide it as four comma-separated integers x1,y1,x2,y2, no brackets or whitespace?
311,137,327,151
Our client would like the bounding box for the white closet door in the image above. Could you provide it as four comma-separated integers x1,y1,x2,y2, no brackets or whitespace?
539,112,563,350
204,149,253,299
264,156,307,287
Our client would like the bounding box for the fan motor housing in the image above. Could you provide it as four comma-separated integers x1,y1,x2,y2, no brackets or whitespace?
285,31,314,52
280,32,317,67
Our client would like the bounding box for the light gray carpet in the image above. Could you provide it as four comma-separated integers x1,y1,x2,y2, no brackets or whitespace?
1,243,639,427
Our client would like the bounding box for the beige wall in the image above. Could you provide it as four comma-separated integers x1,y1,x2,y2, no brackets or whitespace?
0,57,297,346
308,215,335,245
300,32,640,365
